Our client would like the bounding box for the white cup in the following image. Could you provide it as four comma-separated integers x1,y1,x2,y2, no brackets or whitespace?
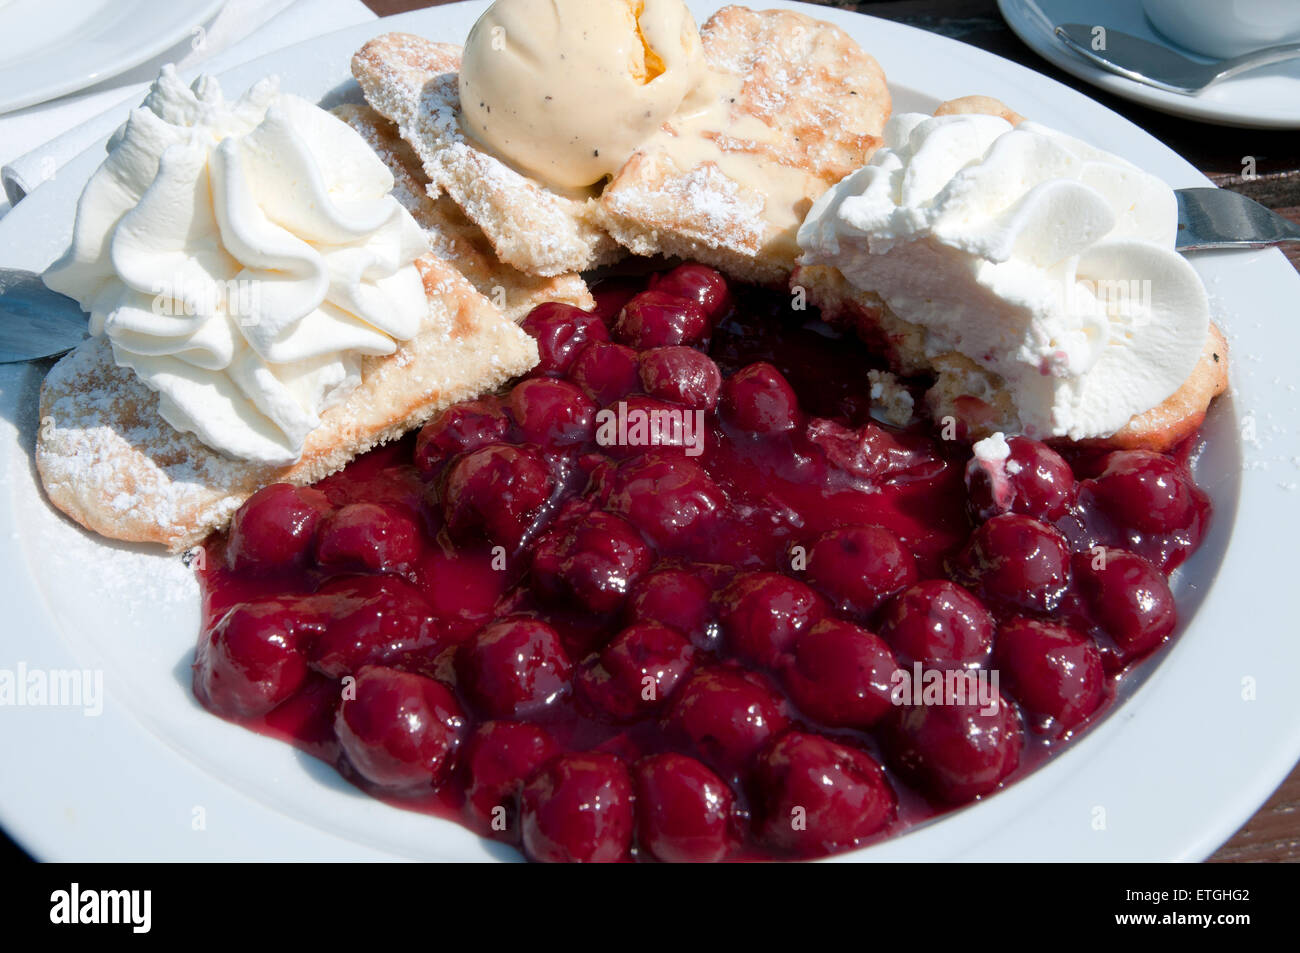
1143,0,1300,58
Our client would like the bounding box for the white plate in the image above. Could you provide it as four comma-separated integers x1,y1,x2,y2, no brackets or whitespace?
0,0,227,115
999,0,1300,129
1,0,1299,862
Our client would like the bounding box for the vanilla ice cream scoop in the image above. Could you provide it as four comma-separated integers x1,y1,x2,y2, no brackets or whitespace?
458,0,705,190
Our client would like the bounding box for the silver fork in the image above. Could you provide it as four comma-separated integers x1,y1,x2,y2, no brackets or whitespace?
1054,23,1300,95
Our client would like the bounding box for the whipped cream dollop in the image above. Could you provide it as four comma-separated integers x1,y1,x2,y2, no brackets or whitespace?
44,67,430,465
798,112,1210,440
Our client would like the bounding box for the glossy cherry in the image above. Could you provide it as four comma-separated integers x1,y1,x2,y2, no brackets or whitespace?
334,665,466,790
463,721,561,836
955,514,1070,614
194,600,309,718
878,580,995,669
780,619,899,729
965,436,1074,522
520,753,635,863
226,484,330,572
456,618,573,719
805,525,918,621
994,616,1103,729
720,362,800,434
634,752,736,863
613,290,709,349
666,667,789,772
521,302,609,375
442,443,553,548
717,572,824,668
414,399,510,474
1075,549,1177,659
752,732,895,856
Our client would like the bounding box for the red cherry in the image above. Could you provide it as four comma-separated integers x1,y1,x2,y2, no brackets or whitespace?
456,618,572,719
1075,549,1177,659
626,568,717,648
568,340,641,405
442,443,553,548
883,691,1022,804
506,377,597,448
720,362,800,434
717,572,824,667
603,456,726,551
649,263,731,325
994,617,1103,730
521,753,634,863
414,399,510,475
521,302,609,375
666,667,788,771
805,525,918,621
335,666,466,790
878,580,994,669
306,575,444,678
1087,450,1200,534
752,732,895,856
781,619,899,729
463,721,560,837
966,436,1074,522
613,290,709,349
194,600,309,718
578,622,696,721
634,752,736,863
227,483,330,572
531,510,651,613
955,514,1070,614
315,502,421,574
639,346,723,410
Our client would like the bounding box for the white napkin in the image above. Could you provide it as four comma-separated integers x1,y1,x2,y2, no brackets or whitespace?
0,0,377,216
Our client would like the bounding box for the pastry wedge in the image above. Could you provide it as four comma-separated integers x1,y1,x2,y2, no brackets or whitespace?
351,34,622,277
600,6,891,285
791,264,1228,452
792,94,1230,451
36,257,538,552
333,103,595,322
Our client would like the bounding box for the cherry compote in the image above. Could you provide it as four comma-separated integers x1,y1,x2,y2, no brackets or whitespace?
195,262,1214,861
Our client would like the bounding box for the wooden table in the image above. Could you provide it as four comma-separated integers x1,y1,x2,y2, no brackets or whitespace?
362,0,1300,863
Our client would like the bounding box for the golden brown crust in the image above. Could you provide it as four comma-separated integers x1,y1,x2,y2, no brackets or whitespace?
332,103,595,321
601,6,891,286
36,257,538,552
934,94,1025,126
351,33,622,277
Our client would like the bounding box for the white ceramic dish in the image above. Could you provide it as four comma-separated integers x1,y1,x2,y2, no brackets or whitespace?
999,0,1300,129
0,0,227,115
1,0,1298,862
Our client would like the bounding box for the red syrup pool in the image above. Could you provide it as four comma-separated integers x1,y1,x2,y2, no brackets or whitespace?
194,262,1212,862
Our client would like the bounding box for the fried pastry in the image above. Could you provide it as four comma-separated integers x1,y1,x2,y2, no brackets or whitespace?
37,258,538,551
332,103,595,321
351,35,623,277
601,6,890,285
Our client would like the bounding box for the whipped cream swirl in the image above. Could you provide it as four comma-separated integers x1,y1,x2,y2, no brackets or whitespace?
798,112,1210,440
44,67,430,465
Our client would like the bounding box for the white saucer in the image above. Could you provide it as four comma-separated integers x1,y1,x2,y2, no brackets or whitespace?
0,0,227,115
999,0,1300,128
